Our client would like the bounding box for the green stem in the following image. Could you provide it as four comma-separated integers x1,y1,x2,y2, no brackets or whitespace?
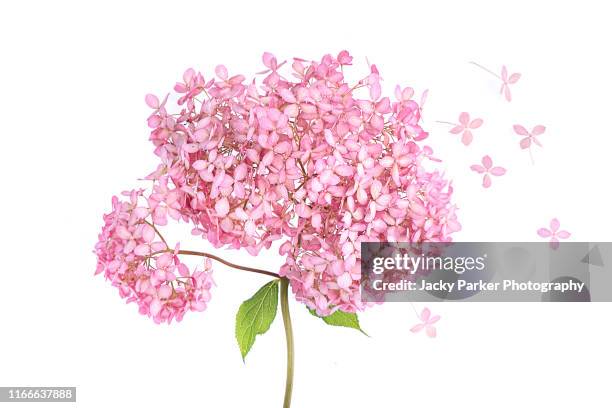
280,278,294,408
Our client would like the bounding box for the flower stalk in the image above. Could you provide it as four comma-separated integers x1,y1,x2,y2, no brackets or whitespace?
280,277,294,408
149,249,280,278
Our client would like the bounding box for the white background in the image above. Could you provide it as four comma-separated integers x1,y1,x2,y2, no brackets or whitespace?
1,1,611,407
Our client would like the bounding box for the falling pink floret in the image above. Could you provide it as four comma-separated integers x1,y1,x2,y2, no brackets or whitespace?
500,65,521,102
537,218,571,250
471,62,520,102
411,307,440,338
513,124,546,162
470,155,506,189
448,112,483,146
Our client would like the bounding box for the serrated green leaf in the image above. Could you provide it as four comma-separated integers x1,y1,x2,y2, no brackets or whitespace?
235,280,279,360
308,308,368,336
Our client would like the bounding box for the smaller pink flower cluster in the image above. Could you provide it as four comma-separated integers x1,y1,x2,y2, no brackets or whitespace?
94,190,213,324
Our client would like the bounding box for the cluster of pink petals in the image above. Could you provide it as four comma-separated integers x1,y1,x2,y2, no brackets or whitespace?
94,190,213,324
97,51,460,319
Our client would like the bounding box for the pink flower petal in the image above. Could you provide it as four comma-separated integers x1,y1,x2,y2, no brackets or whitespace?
532,136,543,147
183,68,195,83
482,155,493,169
461,130,473,145
116,226,132,240
508,73,521,84
501,66,508,81
296,203,312,218
458,112,470,125
182,143,199,153
145,94,159,109
215,65,228,80
532,125,546,135
520,137,531,149
147,115,161,128
279,88,296,103
504,86,512,101
449,125,464,134
262,52,277,70
337,272,352,289
420,89,428,106
470,164,486,174
215,198,230,217
482,174,492,188
150,299,162,316
490,166,506,176
178,263,189,277
411,323,425,333
513,124,528,136
469,118,483,129
556,230,571,239
142,224,155,243
425,325,437,338
550,238,560,250
134,244,151,256
550,218,560,232
537,228,552,238
337,50,352,65
370,81,381,101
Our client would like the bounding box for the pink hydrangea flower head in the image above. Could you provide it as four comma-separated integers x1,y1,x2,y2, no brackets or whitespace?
98,51,461,320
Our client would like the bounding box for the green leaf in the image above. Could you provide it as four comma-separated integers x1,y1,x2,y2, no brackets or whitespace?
308,308,368,336
235,280,279,360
